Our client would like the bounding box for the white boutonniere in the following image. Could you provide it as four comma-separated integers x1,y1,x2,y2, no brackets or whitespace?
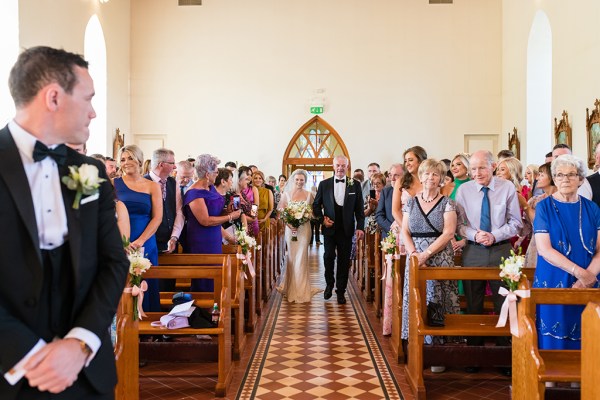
347,177,354,187
61,164,106,209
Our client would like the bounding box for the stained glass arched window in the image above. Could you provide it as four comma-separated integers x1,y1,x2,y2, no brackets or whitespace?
282,116,350,177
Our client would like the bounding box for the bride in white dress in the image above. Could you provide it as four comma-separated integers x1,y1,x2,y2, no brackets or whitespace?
277,169,322,303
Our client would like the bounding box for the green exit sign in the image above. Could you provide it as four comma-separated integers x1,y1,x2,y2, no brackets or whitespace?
310,106,323,114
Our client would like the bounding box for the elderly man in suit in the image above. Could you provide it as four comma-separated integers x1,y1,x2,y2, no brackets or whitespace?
313,155,365,304
0,46,128,399
375,163,404,236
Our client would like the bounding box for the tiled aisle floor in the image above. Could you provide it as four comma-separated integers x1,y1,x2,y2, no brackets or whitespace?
140,244,512,399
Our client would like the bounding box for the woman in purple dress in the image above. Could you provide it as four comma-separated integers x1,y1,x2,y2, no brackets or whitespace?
184,154,241,291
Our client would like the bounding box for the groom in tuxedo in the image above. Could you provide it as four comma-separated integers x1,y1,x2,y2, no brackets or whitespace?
313,156,365,304
0,47,129,399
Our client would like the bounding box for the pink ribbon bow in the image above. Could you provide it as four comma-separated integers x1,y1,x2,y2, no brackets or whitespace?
382,253,400,281
124,280,148,320
496,287,530,336
237,252,256,278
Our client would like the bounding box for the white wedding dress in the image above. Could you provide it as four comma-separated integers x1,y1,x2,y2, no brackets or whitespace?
278,191,322,303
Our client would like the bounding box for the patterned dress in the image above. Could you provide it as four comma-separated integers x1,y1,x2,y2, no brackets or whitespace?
401,196,460,343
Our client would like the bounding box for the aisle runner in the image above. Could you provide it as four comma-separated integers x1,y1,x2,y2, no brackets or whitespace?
237,270,403,399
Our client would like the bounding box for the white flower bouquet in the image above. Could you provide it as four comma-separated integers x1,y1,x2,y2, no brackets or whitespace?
380,230,397,255
235,228,261,254
280,201,313,241
498,249,525,291
123,236,152,321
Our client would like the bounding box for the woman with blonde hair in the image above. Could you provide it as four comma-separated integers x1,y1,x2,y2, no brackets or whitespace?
115,144,162,311
525,164,541,197
496,157,531,252
252,170,274,232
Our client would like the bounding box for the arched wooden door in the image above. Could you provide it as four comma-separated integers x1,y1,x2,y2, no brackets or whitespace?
282,116,350,188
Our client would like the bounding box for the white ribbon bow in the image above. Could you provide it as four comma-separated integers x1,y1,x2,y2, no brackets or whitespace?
237,252,256,278
123,280,148,320
382,253,400,281
496,287,530,336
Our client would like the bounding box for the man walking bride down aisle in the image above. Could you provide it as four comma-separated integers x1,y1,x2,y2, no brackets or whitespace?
277,169,323,303
313,156,365,305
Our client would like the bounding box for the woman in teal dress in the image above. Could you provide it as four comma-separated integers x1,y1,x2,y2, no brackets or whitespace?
116,145,163,312
534,155,600,350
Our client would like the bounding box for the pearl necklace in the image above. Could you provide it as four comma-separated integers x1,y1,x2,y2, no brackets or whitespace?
421,193,439,203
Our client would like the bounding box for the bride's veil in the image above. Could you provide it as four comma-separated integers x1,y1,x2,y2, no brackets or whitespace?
283,169,308,196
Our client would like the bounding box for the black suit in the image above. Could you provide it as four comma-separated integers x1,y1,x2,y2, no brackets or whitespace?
0,126,129,399
313,177,364,294
375,185,394,235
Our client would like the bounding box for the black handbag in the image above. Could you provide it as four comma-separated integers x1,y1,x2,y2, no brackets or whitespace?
427,302,445,327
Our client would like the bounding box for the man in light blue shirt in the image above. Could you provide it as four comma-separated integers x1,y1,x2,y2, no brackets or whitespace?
455,150,522,372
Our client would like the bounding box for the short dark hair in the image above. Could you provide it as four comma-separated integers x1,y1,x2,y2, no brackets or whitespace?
552,143,571,151
9,46,88,107
90,153,106,162
545,152,552,158
224,161,237,169
538,162,555,186
106,156,115,162
278,174,287,180
367,162,380,169
354,168,364,174
215,168,233,187
497,149,515,159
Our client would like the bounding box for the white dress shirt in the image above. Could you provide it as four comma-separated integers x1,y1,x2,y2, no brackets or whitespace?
334,177,346,206
578,174,593,200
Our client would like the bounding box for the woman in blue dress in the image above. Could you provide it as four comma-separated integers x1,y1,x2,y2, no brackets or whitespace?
534,154,600,350
184,155,241,291
116,145,163,312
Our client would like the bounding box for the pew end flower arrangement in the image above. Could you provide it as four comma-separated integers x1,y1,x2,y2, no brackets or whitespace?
235,228,260,278
123,236,152,321
496,248,529,335
280,201,313,241
380,230,398,280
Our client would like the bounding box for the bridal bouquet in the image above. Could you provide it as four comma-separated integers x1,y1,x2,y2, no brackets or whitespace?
235,228,260,278
280,201,313,241
498,249,525,291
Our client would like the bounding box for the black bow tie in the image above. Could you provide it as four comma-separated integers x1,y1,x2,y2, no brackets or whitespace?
32,141,67,166
335,178,345,183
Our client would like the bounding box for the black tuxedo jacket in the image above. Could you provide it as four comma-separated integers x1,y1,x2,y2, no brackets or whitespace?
313,177,365,237
0,125,129,398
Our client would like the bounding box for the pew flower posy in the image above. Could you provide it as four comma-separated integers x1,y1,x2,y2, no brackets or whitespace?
380,231,397,255
123,237,152,321
235,228,260,278
496,248,530,335
280,201,313,241
498,249,525,291
61,163,105,209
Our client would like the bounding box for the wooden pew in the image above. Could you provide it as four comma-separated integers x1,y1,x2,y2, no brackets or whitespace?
363,230,375,302
405,255,535,399
353,238,364,290
114,288,139,400
157,253,245,361
582,302,600,400
512,282,600,400
390,254,405,363
374,230,383,316
223,244,256,333
140,254,233,397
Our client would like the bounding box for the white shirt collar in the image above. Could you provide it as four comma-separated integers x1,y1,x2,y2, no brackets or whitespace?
8,120,37,164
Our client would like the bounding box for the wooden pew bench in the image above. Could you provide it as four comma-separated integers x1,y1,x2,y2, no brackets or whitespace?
512,282,600,400
405,255,535,399
139,254,233,397
158,253,246,361
582,302,600,400
114,289,139,400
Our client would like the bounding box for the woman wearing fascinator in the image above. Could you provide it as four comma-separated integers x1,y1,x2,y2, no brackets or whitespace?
277,169,322,302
